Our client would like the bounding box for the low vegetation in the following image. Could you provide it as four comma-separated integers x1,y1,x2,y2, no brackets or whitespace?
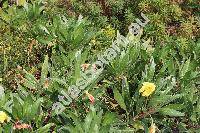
0,0,200,132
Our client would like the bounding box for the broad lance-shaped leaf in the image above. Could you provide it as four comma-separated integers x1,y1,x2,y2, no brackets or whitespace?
148,56,156,80
23,70,38,85
159,108,184,117
122,76,131,109
35,123,54,133
90,109,103,132
122,76,130,99
0,8,11,23
149,94,183,107
51,78,68,87
180,58,190,78
84,109,93,132
102,112,117,126
163,104,185,111
39,25,50,34
23,78,36,90
66,110,83,132
113,89,127,111
0,85,4,98
84,106,96,133
40,55,49,85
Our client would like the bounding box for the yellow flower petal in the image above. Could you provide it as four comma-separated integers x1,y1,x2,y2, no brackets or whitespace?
0,111,10,123
139,86,145,93
149,123,156,133
139,82,156,97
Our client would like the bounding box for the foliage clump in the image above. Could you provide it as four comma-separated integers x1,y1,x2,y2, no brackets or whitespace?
0,0,200,132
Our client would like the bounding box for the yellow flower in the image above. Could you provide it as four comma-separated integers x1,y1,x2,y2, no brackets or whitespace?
90,39,96,44
149,123,156,133
103,25,115,38
139,82,156,97
0,111,10,123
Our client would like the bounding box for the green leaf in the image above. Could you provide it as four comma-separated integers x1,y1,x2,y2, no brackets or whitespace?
12,96,23,118
149,95,172,107
164,104,185,111
31,98,43,118
66,111,83,132
122,76,131,109
149,94,183,107
0,9,10,23
40,55,49,85
90,109,103,132
102,112,117,126
159,108,185,117
84,110,93,132
113,89,127,111
17,0,26,6
35,123,54,133
180,58,190,78
122,76,130,99
24,70,38,84
148,56,156,80
0,85,4,98
39,25,50,34
51,78,68,88
36,36,52,44
23,78,36,89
